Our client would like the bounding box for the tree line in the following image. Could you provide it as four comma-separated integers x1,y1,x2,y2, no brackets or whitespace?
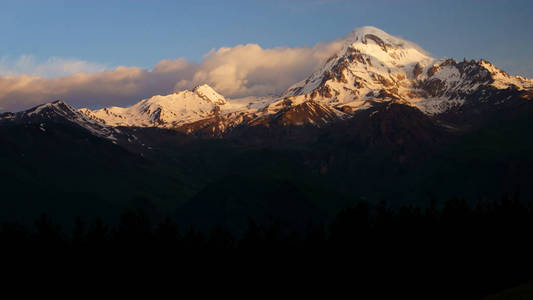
1,194,533,299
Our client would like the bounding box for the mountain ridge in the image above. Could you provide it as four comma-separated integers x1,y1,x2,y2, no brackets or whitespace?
1,27,533,232
71,26,532,137
3,26,532,141
0,100,119,140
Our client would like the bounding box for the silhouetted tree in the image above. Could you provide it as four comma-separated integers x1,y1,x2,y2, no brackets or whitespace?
1,194,532,298
207,226,235,252
72,216,87,247
87,217,110,249
32,213,64,251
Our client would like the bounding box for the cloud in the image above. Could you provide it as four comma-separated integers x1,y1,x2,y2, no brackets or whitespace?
0,55,108,78
0,39,344,112
0,58,198,111
175,40,344,98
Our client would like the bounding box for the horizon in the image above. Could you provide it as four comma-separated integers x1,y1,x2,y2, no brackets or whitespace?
1,0,532,112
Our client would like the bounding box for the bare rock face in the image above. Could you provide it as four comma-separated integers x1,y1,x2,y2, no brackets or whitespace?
427,65,440,77
413,62,424,78
415,78,447,98
363,34,391,52
252,100,346,127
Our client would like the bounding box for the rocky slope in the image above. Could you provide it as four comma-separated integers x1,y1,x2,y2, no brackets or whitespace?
0,100,120,140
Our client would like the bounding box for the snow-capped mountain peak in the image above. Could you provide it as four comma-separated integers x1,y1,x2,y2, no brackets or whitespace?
343,26,430,60
192,84,227,105
25,100,77,118
282,26,434,101
282,26,532,116
477,60,533,90
80,84,229,127
0,100,118,140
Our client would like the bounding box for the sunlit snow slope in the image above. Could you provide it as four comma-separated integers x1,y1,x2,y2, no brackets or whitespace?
281,26,533,115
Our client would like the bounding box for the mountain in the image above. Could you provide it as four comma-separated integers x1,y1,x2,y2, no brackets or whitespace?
12,26,531,150
0,100,120,140
1,26,532,232
281,26,532,118
78,26,532,136
80,84,228,127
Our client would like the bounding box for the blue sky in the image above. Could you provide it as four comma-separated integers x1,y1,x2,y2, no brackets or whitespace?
1,0,532,76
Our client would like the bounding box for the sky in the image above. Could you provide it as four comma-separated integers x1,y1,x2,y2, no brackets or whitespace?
0,0,532,111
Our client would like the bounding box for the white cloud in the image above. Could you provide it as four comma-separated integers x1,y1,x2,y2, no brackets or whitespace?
0,59,198,111
175,40,344,97
0,55,108,78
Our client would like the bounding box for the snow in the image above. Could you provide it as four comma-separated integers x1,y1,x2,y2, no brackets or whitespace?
23,101,118,140
283,26,434,100
81,85,229,127
412,96,465,115
27,101,75,117
221,96,276,113
280,26,532,116
193,84,227,105
81,85,278,130
479,60,533,90
28,102,53,116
